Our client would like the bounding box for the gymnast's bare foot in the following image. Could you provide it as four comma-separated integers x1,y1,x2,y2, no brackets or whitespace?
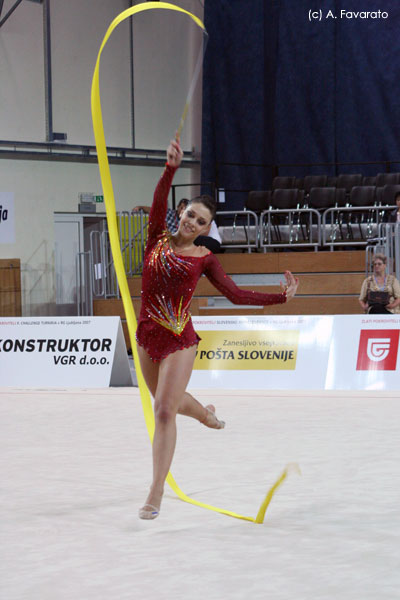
139,487,163,520
201,404,225,429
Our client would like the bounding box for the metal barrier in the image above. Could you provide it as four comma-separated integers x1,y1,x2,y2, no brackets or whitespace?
322,205,394,248
90,230,118,299
74,212,149,315
260,208,321,250
75,251,93,316
365,222,400,279
117,210,149,276
216,210,258,252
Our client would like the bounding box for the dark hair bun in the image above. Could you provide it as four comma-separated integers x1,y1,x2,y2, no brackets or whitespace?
189,194,216,219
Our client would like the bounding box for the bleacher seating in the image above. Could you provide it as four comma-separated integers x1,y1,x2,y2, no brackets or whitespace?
375,172,400,187
336,173,363,192
217,172,400,251
362,176,377,186
246,190,271,213
271,176,296,190
380,184,400,206
271,188,304,210
294,177,304,189
349,186,376,206
308,187,347,210
303,175,328,194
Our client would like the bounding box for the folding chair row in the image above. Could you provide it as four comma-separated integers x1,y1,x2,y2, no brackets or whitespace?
310,185,400,209
247,184,400,212
271,172,400,193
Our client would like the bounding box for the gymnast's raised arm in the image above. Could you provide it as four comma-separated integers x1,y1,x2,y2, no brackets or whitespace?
147,138,183,240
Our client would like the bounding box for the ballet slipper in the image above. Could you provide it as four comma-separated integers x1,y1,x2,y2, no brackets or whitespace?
138,503,160,520
200,404,225,429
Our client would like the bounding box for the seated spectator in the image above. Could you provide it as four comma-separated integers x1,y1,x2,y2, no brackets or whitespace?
132,195,222,253
132,198,188,233
387,191,400,223
359,254,400,314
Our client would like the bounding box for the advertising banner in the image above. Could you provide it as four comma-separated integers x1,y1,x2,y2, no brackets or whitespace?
1,315,399,390
189,315,400,391
194,329,299,371
326,314,400,390
189,316,333,390
0,192,15,244
0,317,132,387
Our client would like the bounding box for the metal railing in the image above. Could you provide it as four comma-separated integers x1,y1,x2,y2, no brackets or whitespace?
322,205,395,248
75,211,149,315
216,210,258,252
260,208,321,250
365,222,400,279
117,211,149,276
217,205,395,252
75,251,93,316
89,230,118,299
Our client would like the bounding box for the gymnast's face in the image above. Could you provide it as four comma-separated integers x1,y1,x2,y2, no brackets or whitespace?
178,202,212,239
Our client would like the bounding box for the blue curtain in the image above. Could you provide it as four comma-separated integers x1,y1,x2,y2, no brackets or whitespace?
202,0,400,208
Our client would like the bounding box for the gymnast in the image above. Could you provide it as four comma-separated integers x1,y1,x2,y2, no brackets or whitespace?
136,137,299,519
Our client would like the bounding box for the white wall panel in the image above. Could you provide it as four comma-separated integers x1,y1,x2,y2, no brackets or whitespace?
0,1,203,315
0,0,45,141
51,0,131,147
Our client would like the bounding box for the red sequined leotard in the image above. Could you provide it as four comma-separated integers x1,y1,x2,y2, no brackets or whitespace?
135,164,287,361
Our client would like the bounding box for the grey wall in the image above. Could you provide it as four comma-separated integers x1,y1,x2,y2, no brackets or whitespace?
0,0,204,314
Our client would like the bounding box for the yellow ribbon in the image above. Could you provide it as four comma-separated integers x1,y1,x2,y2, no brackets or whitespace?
91,1,297,523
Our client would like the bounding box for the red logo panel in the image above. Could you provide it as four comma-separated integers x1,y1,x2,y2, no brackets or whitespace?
356,329,400,371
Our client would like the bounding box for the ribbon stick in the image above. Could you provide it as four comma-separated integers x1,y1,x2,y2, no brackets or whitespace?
91,1,296,523
176,30,208,139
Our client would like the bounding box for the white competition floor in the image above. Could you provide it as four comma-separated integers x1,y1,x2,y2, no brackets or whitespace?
1,387,399,600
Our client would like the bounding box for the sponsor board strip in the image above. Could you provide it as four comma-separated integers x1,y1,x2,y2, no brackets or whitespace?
0,317,131,387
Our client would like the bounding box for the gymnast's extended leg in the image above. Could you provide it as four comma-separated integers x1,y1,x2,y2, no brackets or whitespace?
136,345,224,427
138,345,198,517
